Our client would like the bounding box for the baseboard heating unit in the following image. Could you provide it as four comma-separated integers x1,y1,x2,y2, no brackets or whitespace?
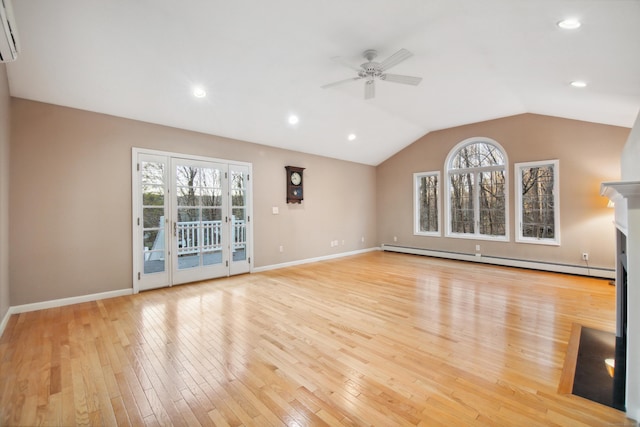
381,244,614,279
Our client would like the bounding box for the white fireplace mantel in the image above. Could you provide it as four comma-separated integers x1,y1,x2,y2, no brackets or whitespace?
601,181,640,236
602,181,640,199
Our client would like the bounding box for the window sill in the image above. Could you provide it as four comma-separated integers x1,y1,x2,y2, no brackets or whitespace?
445,233,509,242
414,231,441,237
516,237,560,246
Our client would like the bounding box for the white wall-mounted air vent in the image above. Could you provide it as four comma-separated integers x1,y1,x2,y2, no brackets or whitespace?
0,0,19,62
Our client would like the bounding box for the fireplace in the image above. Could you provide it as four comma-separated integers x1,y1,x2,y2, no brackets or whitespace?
601,180,640,419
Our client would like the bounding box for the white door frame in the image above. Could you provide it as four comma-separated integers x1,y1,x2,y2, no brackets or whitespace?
132,148,253,293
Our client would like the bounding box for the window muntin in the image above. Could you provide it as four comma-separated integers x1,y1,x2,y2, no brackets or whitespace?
414,171,440,235
450,141,505,169
446,138,508,240
515,160,560,245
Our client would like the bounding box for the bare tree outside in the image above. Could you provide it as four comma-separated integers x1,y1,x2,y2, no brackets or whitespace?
176,166,200,222
520,164,555,239
141,161,165,227
417,174,439,233
479,170,506,236
141,160,167,273
231,171,246,220
450,172,474,233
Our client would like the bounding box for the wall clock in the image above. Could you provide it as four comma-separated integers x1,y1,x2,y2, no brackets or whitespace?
285,166,305,204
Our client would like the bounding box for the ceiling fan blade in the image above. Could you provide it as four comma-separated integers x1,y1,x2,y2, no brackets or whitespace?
378,48,413,72
330,56,362,72
321,77,362,89
364,80,375,99
381,73,423,86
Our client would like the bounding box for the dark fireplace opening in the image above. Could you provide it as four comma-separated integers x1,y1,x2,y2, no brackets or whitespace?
614,229,628,411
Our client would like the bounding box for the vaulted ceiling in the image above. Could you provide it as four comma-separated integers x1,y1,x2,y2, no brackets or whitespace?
6,0,640,165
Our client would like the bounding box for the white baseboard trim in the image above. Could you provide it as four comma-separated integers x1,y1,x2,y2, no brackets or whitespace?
382,244,615,279
1,249,380,336
0,308,11,338
9,288,133,315
0,288,132,338
253,247,380,273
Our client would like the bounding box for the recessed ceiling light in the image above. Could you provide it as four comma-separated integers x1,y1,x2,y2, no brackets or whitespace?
570,80,587,88
193,87,207,98
557,19,581,30
288,115,299,125
347,133,357,141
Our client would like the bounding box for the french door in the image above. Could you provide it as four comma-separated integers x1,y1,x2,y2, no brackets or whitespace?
133,149,252,292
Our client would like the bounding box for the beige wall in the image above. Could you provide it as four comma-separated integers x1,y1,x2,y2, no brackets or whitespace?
8,99,631,307
0,65,9,319
377,113,629,270
10,99,377,306
622,111,640,181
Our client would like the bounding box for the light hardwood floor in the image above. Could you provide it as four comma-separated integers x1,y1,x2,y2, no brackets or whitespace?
0,252,636,426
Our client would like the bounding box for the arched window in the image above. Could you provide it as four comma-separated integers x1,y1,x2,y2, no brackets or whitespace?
445,138,508,240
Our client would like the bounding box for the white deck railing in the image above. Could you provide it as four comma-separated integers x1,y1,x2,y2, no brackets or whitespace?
177,219,246,255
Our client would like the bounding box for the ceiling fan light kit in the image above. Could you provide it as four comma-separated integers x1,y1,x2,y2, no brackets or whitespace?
321,48,422,99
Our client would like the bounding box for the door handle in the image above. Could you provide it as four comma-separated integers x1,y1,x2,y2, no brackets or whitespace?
173,221,177,237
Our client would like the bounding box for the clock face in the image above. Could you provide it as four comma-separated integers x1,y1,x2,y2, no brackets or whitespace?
290,172,302,186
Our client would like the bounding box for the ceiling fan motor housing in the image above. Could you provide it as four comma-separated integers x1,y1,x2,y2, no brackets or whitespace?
361,49,382,78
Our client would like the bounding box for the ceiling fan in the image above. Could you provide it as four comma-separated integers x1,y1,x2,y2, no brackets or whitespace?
321,48,422,99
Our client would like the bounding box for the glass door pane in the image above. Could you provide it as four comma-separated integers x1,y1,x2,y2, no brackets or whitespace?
172,159,228,284
201,167,224,267
136,154,170,291
230,165,251,275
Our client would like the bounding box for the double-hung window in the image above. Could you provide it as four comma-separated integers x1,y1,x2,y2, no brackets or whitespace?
414,171,440,235
445,138,508,240
515,160,560,245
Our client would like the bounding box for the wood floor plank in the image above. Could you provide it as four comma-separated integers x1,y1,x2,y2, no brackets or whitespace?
207,407,231,427
110,395,132,427
0,252,635,426
114,367,149,424
179,383,216,427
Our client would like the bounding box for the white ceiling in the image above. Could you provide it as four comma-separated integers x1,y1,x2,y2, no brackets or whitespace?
6,0,640,165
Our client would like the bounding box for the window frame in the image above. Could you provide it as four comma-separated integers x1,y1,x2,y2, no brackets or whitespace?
515,159,560,246
413,171,441,236
444,137,509,241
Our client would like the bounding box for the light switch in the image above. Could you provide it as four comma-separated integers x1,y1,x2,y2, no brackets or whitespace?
272,206,279,215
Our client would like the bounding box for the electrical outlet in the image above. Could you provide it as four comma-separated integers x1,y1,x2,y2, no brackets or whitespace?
475,244,481,251
394,236,397,242
279,245,284,253
582,252,589,261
